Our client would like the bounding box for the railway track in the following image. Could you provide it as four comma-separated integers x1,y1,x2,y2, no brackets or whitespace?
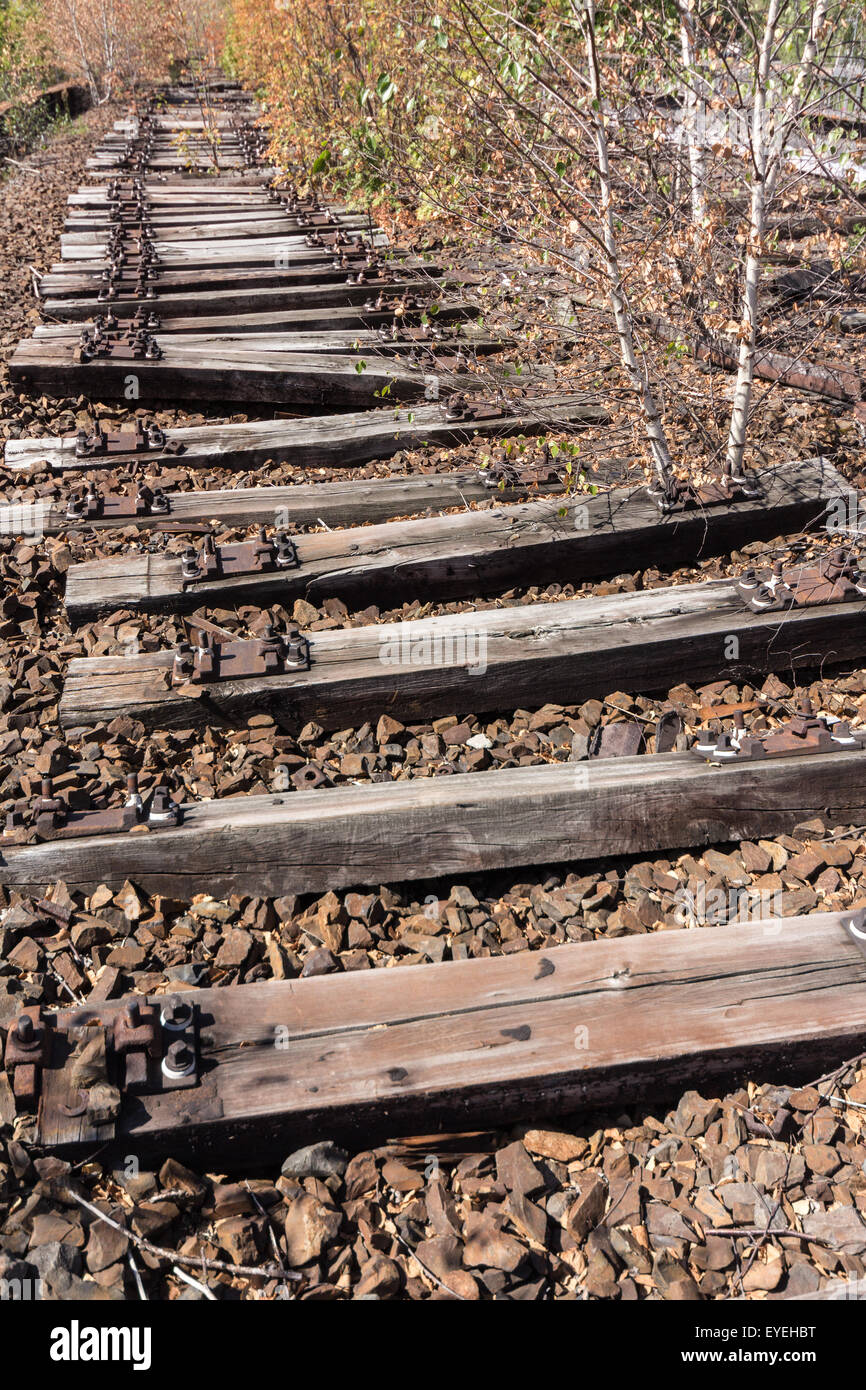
3,76,866,1220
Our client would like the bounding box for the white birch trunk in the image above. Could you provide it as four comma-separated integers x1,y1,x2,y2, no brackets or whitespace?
725,0,828,476
677,3,707,224
577,0,674,489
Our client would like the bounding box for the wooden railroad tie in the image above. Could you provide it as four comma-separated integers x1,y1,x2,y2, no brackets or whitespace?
27,299,481,341
40,273,475,324
57,568,866,733
10,338,501,410
59,457,846,621
4,742,866,899
0,459,573,537
4,908,866,1163
37,254,437,302
4,392,605,476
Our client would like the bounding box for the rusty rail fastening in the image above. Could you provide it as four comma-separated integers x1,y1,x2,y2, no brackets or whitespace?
736,548,866,612
65,482,171,522
180,528,299,585
74,322,162,361
172,622,310,687
2,992,200,1122
2,775,181,844
74,413,184,459
692,700,866,763
647,466,763,516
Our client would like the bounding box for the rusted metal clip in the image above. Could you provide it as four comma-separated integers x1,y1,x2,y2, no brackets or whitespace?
111,996,198,1094
65,483,171,523
180,528,299,586
2,775,181,844
405,345,468,373
74,416,182,457
3,1008,51,1111
105,330,163,361
443,394,504,424
73,325,112,363
736,549,866,613
98,276,157,303
75,323,162,360
647,468,763,516
692,702,866,763
476,456,561,489
171,622,310,687
2,995,201,1124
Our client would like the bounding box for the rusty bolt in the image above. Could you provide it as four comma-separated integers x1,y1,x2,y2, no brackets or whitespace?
181,547,200,580
161,999,193,1030
15,1014,34,1044
167,1039,193,1070
162,1036,195,1079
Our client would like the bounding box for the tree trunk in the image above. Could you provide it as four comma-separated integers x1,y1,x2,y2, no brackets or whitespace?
577,0,674,490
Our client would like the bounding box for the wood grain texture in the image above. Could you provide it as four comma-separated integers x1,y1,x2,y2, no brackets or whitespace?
5,393,606,475
28,299,479,341
59,217,379,244
1,465,569,537
40,274,464,322
60,457,847,620
10,348,463,410
29,909,866,1159
57,575,866,731
4,747,866,899
39,255,431,299
14,329,502,366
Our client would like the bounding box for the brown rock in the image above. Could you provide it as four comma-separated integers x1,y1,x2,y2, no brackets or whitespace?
344,1151,378,1200
355,1252,402,1298
653,1253,702,1300
7,937,43,973
583,1246,620,1298
503,1190,548,1246
215,1215,265,1265
282,1194,341,1266
426,1180,463,1239
522,1128,585,1163
563,1171,607,1240
495,1140,544,1197
785,849,826,881
415,1234,464,1280
293,599,319,625
300,948,338,977
803,1144,842,1178
215,928,252,970
463,1217,527,1273
376,715,405,743
381,1158,425,1193
741,1251,785,1292
740,841,771,874
85,1213,128,1273
434,1269,480,1300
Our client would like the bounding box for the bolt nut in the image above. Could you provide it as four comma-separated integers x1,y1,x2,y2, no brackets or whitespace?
160,999,193,1031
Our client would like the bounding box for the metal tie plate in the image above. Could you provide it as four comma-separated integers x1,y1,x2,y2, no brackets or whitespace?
172,623,310,686
692,702,866,763
736,549,866,613
180,528,299,586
